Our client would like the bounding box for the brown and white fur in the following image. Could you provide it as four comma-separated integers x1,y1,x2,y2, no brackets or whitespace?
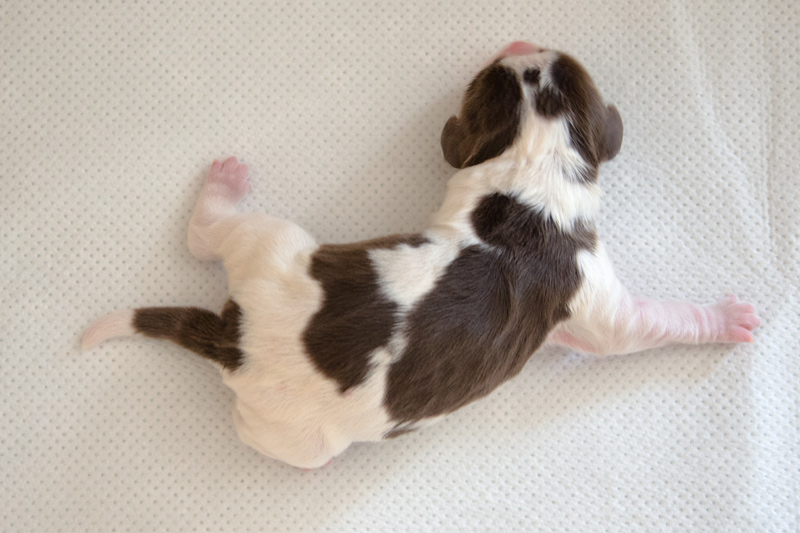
82,42,760,469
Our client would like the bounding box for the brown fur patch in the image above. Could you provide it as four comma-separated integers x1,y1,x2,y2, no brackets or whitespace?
538,54,623,170
133,300,244,370
384,194,595,422
303,234,429,393
441,62,523,168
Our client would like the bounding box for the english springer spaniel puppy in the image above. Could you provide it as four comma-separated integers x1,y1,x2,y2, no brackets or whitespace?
83,42,759,469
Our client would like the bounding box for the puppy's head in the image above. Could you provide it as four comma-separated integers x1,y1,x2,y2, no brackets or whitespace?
441,42,623,172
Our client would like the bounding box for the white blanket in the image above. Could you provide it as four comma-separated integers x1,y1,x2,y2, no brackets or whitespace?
2,0,797,530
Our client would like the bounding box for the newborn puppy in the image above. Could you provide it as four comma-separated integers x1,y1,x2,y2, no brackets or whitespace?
82,42,760,469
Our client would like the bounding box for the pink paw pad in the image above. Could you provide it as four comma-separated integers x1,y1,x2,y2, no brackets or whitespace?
714,296,760,343
207,156,251,201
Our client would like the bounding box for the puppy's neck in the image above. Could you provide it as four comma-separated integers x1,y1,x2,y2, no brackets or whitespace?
431,125,601,243
485,115,602,229
510,114,591,174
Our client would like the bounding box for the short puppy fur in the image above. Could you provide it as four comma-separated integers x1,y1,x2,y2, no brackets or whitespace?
83,42,760,469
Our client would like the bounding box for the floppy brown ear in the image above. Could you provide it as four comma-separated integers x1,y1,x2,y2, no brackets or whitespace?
440,113,521,169
441,116,467,168
601,105,623,161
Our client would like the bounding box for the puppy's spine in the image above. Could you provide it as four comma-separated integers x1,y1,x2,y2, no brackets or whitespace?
82,300,245,370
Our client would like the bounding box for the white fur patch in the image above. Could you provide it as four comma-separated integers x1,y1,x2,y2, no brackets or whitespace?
499,49,558,77
547,244,628,355
369,236,460,310
507,115,602,229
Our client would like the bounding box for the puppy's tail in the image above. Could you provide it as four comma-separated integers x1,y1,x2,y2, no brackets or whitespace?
81,309,137,349
81,300,245,370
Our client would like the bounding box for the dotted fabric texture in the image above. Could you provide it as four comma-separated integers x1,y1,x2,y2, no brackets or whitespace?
1,0,798,531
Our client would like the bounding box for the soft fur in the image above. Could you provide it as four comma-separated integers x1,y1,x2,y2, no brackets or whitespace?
82,43,760,469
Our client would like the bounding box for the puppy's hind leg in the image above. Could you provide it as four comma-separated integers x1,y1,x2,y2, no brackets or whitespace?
188,157,252,261
185,157,317,291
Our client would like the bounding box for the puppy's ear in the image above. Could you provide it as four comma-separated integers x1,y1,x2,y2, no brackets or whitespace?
601,105,623,161
441,116,467,168
441,64,523,169
440,109,522,169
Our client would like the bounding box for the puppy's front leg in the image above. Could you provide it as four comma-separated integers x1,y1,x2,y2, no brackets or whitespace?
547,244,760,356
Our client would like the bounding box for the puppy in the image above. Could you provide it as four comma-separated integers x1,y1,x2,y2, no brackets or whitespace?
82,42,760,469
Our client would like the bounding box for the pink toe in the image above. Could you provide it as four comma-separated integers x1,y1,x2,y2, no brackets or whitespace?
745,314,761,329
235,164,250,179
730,327,755,343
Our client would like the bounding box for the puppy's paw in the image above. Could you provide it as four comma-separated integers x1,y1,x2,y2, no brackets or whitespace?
207,156,251,201
712,295,760,343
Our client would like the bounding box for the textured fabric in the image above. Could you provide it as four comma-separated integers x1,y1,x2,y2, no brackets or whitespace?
1,0,797,530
